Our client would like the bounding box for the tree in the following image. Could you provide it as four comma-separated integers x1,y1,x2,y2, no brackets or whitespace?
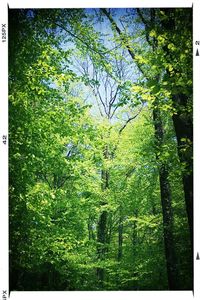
136,8,193,249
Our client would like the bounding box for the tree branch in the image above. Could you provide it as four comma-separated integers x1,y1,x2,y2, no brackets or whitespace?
136,9,150,27
119,104,144,134
136,9,153,47
101,8,144,75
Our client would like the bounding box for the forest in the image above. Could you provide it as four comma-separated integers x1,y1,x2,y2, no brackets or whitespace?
9,8,193,291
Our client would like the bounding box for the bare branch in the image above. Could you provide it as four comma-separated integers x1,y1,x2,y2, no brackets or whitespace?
110,104,119,119
119,104,144,134
96,88,108,116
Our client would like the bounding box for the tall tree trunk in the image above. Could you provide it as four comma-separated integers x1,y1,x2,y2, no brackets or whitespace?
131,209,138,249
96,146,109,287
105,214,113,252
135,8,193,251
130,213,139,289
160,9,193,251
97,209,108,285
172,93,193,251
118,210,123,261
153,106,180,290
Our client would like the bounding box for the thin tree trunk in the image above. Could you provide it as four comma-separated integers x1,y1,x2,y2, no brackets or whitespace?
132,210,138,249
118,211,123,261
96,210,108,285
105,214,113,252
96,146,109,287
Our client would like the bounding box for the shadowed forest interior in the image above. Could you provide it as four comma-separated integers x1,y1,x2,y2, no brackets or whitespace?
9,8,193,291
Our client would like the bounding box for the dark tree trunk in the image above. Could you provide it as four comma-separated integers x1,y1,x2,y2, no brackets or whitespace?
131,218,137,255
159,9,193,251
159,164,178,289
96,146,109,287
153,106,180,290
96,209,108,285
172,93,193,251
118,212,123,261
105,214,113,252
97,209,108,258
